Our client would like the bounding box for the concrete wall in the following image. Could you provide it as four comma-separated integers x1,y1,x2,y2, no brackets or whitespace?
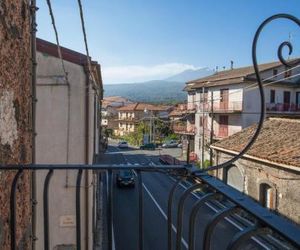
214,151,300,224
0,1,32,249
35,51,97,250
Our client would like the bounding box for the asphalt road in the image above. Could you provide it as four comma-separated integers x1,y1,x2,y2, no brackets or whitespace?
102,144,264,250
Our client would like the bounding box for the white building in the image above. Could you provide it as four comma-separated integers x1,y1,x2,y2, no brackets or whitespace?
35,38,102,250
184,60,300,164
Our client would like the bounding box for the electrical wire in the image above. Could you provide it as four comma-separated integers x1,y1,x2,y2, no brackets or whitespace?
76,0,101,97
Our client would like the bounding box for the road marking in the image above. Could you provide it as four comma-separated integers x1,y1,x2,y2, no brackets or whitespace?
142,183,189,249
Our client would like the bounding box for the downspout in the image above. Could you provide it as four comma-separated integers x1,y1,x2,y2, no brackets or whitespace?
30,1,38,249
84,66,90,250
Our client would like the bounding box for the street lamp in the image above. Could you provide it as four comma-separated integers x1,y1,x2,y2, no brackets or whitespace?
144,108,152,143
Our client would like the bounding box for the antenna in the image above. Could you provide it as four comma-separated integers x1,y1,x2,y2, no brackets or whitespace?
230,60,234,70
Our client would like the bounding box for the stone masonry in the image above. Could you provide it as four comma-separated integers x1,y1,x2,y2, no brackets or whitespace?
0,1,32,249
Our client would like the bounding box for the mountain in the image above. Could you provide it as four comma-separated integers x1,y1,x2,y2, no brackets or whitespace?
104,80,186,104
164,67,213,82
104,68,214,104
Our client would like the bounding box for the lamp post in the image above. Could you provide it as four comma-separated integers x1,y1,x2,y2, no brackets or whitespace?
144,108,152,143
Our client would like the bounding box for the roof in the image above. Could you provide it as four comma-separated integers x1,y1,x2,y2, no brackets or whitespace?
212,118,300,168
102,96,132,108
117,103,169,112
184,60,299,91
37,38,97,66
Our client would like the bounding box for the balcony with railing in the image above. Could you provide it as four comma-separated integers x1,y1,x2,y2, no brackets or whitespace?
2,161,299,250
266,103,300,113
206,101,243,113
173,123,197,135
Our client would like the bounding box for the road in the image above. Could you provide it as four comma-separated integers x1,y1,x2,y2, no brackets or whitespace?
101,143,265,250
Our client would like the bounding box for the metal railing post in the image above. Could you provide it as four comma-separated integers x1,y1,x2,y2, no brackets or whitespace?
137,170,144,250
176,183,203,250
76,169,83,250
188,193,216,250
43,169,54,250
10,169,23,250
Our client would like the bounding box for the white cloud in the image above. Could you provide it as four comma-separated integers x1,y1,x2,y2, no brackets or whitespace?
102,63,201,84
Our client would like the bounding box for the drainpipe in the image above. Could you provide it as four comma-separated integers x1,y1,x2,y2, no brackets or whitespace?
84,66,90,250
30,1,38,249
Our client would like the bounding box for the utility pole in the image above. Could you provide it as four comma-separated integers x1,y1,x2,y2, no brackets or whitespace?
201,86,205,168
210,92,214,165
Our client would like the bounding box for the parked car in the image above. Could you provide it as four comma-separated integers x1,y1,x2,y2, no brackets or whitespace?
177,143,182,148
140,143,156,150
116,169,135,187
118,141,128,148
162,140,178,148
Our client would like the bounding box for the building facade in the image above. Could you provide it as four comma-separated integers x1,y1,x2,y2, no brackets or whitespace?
116,103,169,137
184,61,300,164
212,118,300,224
35,38,102,250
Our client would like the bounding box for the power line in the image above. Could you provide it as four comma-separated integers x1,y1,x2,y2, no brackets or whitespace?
76,0,100,96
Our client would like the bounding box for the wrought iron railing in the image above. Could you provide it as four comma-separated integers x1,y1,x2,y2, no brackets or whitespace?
1,164,300,250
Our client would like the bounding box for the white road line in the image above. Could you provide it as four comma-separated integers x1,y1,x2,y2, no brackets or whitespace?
142,183,189,249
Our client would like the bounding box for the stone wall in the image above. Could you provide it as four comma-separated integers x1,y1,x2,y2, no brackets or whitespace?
0,1,32,249
214,151,300,224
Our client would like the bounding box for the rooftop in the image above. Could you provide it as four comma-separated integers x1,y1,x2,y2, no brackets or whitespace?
212,117,300,168
37,38,98,66
184,59,300,91
118,102,169,112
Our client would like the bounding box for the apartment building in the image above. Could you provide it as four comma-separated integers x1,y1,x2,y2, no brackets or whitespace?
116,103,169,136
184,60,300,164
101,96,132,130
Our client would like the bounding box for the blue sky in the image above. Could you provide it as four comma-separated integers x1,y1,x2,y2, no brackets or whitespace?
36,0,300,84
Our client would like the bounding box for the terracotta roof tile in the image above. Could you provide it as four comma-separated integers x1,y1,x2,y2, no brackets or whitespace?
212,118,300,167
117,102,169,111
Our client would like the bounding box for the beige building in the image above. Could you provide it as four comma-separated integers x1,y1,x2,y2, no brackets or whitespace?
184,60,300,164
35,38,102,249
212,117,300,224
116,103,169,136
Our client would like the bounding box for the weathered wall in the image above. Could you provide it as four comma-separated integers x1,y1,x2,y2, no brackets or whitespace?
214,151,300,224
0,1,32,249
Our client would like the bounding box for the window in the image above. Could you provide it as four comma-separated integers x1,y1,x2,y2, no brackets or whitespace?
259,183,274,209
284,67,292,78
273,69,278,77
270,90,275,103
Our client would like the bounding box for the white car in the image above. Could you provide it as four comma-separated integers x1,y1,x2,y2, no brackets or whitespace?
118,141,129,148
162,140,178,148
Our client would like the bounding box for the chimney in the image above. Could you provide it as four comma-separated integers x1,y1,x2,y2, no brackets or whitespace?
230,60,234,70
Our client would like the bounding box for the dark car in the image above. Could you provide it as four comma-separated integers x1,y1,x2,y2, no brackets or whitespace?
140,143,156,150
116,169,135,188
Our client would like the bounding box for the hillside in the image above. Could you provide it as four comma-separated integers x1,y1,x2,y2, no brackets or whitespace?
103,68,213,104
104,80,186,104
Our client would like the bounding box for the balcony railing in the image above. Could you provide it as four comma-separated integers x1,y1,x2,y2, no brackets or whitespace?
207,101,243,113
173,124,196,135
266,103,300,112
1,163,299,250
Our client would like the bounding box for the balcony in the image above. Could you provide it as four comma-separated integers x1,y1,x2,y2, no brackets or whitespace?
266,103,300,113
207,101,243,113
173,124,196,135
2,160,299,250
117,116,137,122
